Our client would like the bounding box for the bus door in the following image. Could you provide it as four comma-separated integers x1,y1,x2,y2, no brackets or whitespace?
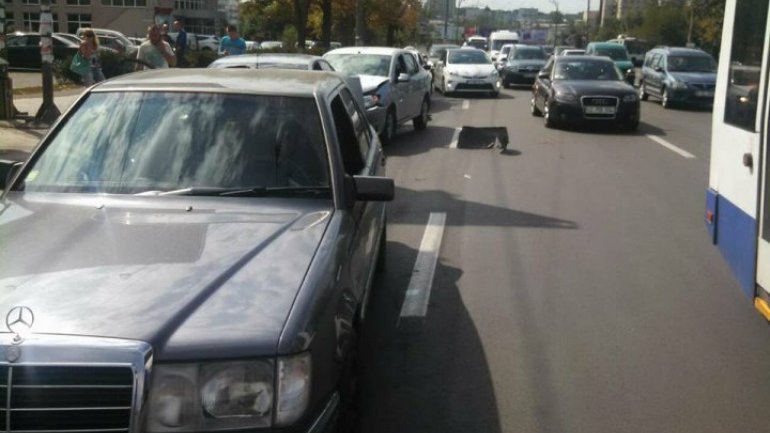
758,89,770,293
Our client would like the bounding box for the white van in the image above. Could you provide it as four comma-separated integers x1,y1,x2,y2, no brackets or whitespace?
489,30,519,61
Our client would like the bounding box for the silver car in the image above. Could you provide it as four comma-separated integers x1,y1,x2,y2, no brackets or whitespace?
325,47,432,144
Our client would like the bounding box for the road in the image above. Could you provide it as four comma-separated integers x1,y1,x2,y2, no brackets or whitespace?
360,87,770,433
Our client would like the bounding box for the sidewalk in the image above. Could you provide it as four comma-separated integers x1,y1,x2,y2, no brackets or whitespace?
0,90,84,161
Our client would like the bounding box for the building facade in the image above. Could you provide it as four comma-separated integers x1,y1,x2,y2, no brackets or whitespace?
4,0,225,37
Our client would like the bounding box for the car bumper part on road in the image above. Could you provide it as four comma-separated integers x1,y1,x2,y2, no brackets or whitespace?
446,77,501,94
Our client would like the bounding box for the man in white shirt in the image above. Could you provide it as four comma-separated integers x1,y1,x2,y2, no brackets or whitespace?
136,25,176,70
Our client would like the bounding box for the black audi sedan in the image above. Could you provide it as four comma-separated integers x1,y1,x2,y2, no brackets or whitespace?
531,55,640,131
500,44,548,87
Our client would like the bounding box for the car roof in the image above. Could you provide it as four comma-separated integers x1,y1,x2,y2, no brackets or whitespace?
211,53,322,67
326,46,404,56
94,68,346,98
588,42,625,49
650,46,710,56
554,55,614,63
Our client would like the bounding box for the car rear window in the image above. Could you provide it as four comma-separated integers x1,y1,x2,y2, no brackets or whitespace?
21,92,330,195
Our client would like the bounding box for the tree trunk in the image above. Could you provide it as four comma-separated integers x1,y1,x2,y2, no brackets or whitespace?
321,0,332,49
294,0,308,52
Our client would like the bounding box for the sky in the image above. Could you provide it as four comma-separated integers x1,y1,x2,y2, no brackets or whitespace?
473,0,593,14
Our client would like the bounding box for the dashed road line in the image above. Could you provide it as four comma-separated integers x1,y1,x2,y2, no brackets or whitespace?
449,127,461,149
398,212,447,330
646,134,696,159
462,99,470,110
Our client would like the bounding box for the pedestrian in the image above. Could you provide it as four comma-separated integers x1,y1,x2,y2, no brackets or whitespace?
219,25,246,56
161,23,174,46
136,24,176,70
76,29,105,86
173,20,188,67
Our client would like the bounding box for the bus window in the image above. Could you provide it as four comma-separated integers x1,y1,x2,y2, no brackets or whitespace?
723,0,769,131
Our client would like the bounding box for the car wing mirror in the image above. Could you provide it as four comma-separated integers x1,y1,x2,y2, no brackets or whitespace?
352,175,394,202
0,160,24,192
397,73,411,83
537,72,550,80
655,66,664,73
625,70,636,85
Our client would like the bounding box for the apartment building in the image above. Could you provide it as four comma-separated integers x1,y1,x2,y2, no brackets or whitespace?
4,0,226,37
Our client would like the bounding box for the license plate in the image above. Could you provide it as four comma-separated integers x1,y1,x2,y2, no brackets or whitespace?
695,91,714,97
584,106,616,114
468,80,486,85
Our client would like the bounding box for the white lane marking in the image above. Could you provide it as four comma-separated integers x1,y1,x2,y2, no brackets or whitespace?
398,212,447,326
462,99,470,110
646,134,696,159
449,127,461,149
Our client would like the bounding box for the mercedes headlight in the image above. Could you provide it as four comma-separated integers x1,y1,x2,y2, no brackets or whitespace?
670,80,688,89
623,93,638,102
145,355,311,431
554,92,577,103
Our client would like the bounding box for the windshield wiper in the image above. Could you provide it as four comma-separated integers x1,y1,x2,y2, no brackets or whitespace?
220,186,330,197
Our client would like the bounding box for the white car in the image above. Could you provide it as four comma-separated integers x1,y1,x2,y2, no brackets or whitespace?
434,48,501,97
324,47,432,144
495,43,515,69
196,34,220,51
260,41,283,50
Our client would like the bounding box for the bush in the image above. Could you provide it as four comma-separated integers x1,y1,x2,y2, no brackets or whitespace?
100,50,136,78
185,50,221,68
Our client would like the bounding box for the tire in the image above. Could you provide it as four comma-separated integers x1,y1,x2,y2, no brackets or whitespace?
639,82,649,101
490,91,499,98
530,97,542,116
624,120,640,132
543,101,556,128
661,87,671,109
335,326,362,433
380,109,397,145
442,77,451,96
413,98,429,131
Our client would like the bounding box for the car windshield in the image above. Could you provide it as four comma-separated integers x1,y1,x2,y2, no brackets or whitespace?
20,92,330,195
667,55,717,72
593,46,629,60
467,39,488,50
448,50,489,65
429,44,459,57
554,59,623,81
325,54,390,76
514,48,546,60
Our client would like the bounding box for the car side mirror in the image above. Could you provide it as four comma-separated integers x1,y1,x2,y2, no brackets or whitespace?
625,70,636,85
499,56,507,62
655,66,664,73
397,73,411,83
0,160,24,191
353,175,394,202
423,63,432,70
537,72,550,80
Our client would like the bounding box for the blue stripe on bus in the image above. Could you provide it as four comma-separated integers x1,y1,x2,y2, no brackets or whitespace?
707,190,757,298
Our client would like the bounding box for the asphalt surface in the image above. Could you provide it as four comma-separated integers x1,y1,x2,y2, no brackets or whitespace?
361,87,770,433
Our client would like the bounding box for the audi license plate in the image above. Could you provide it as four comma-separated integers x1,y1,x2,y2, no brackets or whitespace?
695,91,714,97
584,106,616,114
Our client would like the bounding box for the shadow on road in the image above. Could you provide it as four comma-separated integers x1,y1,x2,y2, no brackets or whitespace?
386,126,456,157
390,186,579,229
361,240,502,433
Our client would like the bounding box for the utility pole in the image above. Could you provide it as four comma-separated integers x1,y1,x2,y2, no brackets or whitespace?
34,0,60,125
550,0,559,51
444,0,450,41
355,0,364,46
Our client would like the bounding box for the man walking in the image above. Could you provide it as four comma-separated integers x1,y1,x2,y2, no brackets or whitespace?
173,20,188,67
219,25,246,56
136,24,176,70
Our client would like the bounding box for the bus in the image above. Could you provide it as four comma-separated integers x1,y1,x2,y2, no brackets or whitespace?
707,0,770,319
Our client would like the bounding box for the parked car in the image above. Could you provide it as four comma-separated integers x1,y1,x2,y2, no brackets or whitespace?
562,49,586,56
531,55,640,130
433,47,501,97
0,68,392,433
6,33,79,70
260,41,284,50
209,53,335,71
500,44,548,87
585,42,635,80
75,28,137,55
638,46,717,109
428,43,460,63
128,37,145,46
245,40,259,51
53,32,81,45
196,34,221,51
325,47,432,144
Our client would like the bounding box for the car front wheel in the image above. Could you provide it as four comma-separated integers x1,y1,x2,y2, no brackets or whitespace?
661,87,671,109
639,82,649,101
544,101,556,128
381,109,397,145
413,97,429,131
531,97,542,116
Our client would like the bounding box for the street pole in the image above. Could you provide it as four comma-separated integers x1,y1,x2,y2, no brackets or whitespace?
550,0,559,52
355,0,364,46
444,0,449,42
34,0,60,125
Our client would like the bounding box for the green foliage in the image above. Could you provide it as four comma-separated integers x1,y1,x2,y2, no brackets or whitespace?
282,25,299,50
52,55,81,85
636,3,687,46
